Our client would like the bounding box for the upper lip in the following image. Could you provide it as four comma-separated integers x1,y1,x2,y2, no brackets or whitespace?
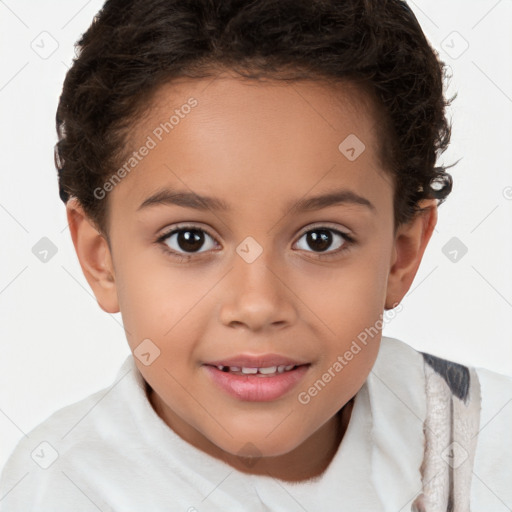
204,354,310,368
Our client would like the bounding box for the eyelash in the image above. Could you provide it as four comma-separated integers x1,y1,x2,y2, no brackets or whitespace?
155,223,356,263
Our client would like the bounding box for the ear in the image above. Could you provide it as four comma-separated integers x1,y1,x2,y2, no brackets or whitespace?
66,197,120,314
385,199,438,309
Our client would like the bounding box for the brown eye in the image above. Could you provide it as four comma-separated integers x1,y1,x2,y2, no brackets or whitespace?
295,227,352,254
176,229,204,252
305,229,332,252
161,227,217,254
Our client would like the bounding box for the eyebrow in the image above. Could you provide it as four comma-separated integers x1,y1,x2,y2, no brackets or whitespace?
137,187,376,214
137,188,229,212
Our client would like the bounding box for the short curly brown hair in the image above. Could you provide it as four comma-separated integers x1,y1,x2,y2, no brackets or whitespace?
55,0,456,237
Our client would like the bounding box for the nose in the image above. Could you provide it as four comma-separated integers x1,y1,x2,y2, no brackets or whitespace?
218,247,298,333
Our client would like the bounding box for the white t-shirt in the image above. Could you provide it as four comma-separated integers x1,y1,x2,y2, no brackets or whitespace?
0,336,511,511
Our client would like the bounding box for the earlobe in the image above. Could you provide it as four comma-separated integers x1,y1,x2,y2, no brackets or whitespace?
385,199,438,310
66,198,120,314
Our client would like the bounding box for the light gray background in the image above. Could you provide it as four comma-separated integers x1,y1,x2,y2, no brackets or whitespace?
1,0,511,472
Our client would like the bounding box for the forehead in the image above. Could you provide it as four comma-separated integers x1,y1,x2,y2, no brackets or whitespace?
109,74,391,219
134,73,382,153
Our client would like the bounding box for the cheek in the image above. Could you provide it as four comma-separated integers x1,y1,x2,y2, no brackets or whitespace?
114,250,205,346
293,253,389,334
291,249,388,397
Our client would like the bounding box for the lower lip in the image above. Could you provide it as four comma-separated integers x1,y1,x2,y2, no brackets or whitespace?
203,365,310,402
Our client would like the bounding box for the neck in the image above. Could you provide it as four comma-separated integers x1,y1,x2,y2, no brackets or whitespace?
226,400,354,482
146,379,354,482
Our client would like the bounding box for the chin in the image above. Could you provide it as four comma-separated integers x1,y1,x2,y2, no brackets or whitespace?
210,428,304,459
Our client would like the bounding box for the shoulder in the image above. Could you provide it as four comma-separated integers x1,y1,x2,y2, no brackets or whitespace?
0,357,136,511
471,365,512,507
378,335,512,432
378,334,512,400
378,336,512,508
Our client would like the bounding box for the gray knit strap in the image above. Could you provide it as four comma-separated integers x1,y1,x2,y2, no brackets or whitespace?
411,353,482,512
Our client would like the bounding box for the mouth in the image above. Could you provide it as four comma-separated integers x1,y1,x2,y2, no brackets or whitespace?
202,356,311,401
209,363,305,377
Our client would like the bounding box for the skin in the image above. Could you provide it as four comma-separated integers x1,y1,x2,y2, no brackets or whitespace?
66,73,437,482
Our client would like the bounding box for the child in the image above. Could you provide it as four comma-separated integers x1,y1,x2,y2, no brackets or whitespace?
1,0,511,510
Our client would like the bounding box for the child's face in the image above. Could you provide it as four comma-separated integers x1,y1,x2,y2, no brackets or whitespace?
68,74,436,476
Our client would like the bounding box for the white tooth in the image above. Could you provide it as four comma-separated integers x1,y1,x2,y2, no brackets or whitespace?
229,366,241,372
277,365,286,373
241,367,258,374
258,366,277,374
217,365,225,371
284,365,295,371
